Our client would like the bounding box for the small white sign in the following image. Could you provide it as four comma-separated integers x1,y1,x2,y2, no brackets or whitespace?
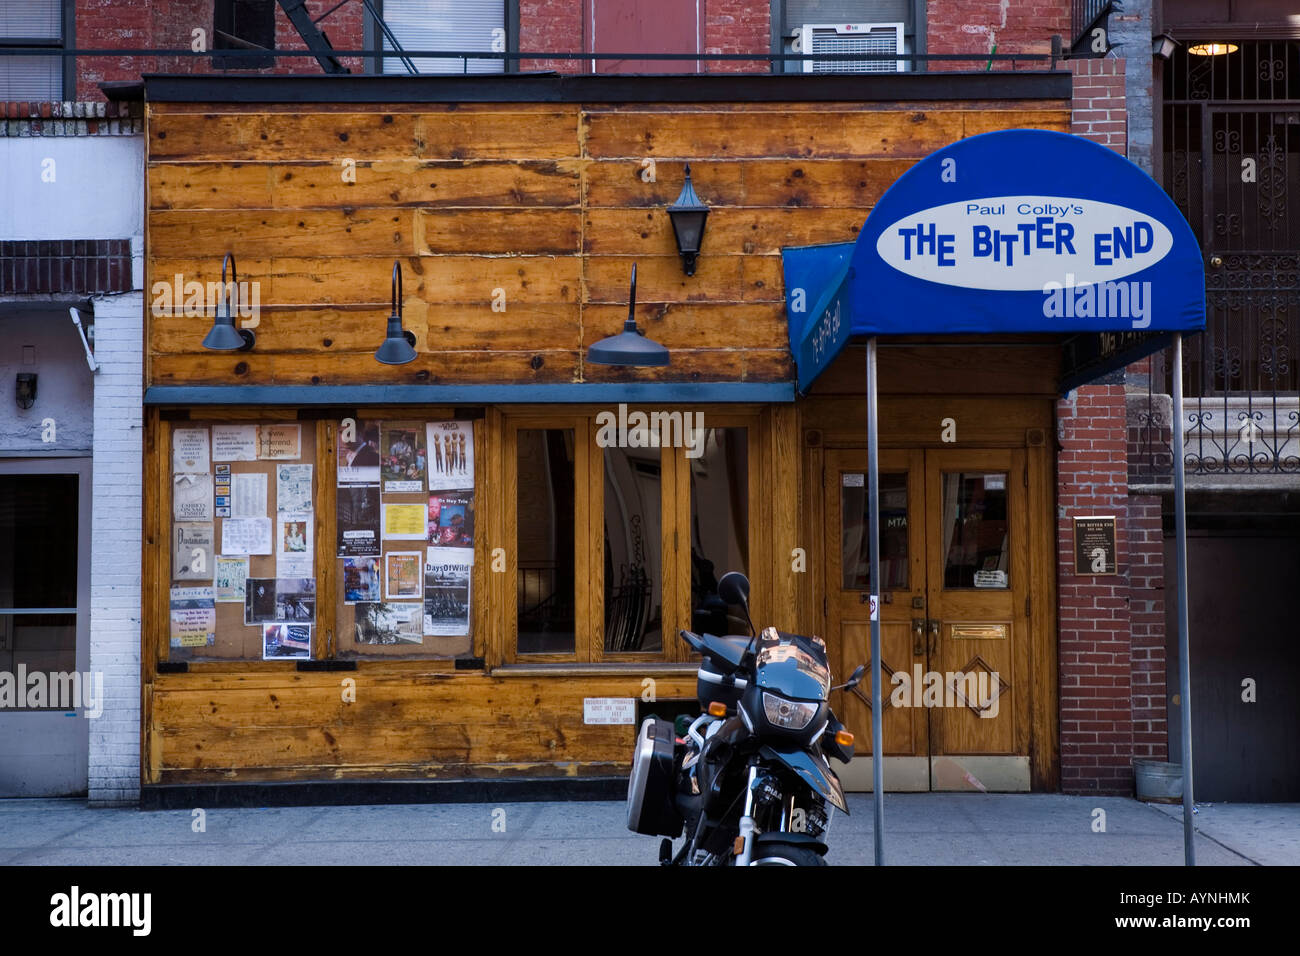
984,474,1006,491
842,473,865,487
869,594,879,622
583,698,636,725
974,569,1008,589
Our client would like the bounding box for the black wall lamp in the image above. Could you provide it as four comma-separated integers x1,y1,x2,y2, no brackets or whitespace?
586,263,669,367
375,259,418,365
201,252,255,351
15,373,36,410
666,164,709,277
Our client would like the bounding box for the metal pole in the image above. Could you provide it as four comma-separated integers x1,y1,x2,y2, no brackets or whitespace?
866,337,885,865
1170,332,1195,866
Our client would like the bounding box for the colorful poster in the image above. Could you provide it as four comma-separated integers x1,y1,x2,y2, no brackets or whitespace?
276,464,313,513
337,485,380,557
262,623,311,660
427,491,474,552
212,424,257,462
424,547,471,637
342,556,381,604
169,586,216,648
172,427,210,473
426,420,474,491
384,551,423,599
232,472,267,519
257,424,301,460
214,555,249,603
381,425,426,493
244,577,316,625
382,503,427,540
276,511,314,578
338,419,381,486
221,516,272,556
173,473,214,522
353,602,423,645
173,523,213,581
215,464,232,518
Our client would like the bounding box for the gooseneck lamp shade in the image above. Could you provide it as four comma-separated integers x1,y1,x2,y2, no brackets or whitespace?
585,263,670,367
375,259,418,365
667,163,709,276
201,252,256,351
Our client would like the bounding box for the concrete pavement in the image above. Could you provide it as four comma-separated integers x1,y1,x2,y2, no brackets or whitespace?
0,793,1290,865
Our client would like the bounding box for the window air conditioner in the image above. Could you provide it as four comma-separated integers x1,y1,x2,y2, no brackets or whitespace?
792,23,905,73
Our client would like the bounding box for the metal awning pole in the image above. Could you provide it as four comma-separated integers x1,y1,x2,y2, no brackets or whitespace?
1170,332,1195,866
866,336,885,865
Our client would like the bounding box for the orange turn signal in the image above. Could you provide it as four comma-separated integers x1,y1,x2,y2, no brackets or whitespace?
708,701,728,718
834,729,855,747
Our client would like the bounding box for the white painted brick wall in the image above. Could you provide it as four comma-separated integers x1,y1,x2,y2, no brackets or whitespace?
88,289,143,806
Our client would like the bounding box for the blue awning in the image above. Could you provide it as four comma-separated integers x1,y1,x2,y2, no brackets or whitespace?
783,129,1207,393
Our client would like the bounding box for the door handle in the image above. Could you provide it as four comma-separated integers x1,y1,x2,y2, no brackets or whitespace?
927,619,941,654
912,618,925,656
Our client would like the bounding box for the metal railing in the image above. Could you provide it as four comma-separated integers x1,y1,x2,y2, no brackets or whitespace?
1071,0,1113,53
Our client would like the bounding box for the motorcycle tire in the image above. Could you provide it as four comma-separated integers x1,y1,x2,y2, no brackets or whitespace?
746,846,827,866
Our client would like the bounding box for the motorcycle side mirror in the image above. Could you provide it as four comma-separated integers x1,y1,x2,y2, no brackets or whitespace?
833,664,867,693
717,571,750,607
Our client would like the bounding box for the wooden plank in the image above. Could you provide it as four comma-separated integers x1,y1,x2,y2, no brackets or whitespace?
580,349,792,383
802,395,1053,448
414,208,582,255
583,207,867,256
808,344,1063,397
963,109,1071,138
769,404,801,630
583,109,968,159
150,209,414,258
149,160,582,211
149,110,581,161
583,254,782,304
315,420,337,660
581,303,787,350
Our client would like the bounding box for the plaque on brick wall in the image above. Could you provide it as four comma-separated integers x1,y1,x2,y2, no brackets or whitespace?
1073,516,1117,575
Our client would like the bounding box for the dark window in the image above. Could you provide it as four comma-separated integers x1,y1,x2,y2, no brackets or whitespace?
516,429,576,655
0,0,65,99
689,429,749,636
214,0,277,70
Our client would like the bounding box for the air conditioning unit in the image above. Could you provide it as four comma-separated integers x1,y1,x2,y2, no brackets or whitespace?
792,23,905,73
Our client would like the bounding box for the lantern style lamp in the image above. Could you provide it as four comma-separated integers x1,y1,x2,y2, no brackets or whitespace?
585,263,670,367
201,252,255,351
375,259,418,365
666,164,709,277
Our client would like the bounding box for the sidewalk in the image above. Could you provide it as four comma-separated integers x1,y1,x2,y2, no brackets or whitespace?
0,793,1289,865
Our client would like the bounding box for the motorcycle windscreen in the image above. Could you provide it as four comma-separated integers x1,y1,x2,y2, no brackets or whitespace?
760,743,849,814
754,627,831,701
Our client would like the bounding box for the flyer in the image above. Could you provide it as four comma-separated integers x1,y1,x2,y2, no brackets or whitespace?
215,464,232,518
426,420,474,491
337,485,380,557
257,424,301,460
244,577,316,625
424,546,471,637
384,551,423,600
221,516,272,556
338,419,381,486
276,464,313,513
381,424,426,493
232,472,267,518
173,473,214,522
353,602,423,645
427,491,474,552
276,511,314,578
169,586,216,648
172,427,210,473
342,556,381,604
262,623,311,660
214,555,249,603
211,424,257,462
382,502,427,540
173,523,214,581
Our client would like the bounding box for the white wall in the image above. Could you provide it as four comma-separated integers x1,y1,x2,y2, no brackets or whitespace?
0,137,144,240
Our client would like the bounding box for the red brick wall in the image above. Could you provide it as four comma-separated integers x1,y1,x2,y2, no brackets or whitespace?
76,0,365,100
1071,58,1126,153
926,0,1068,70
703,0,769,73
519,0,585,73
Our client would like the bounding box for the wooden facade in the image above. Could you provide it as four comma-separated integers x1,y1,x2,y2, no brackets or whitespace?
142,75,1071,792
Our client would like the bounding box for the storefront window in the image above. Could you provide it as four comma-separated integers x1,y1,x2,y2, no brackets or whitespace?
941,472,1010,589
689,428,748,637
603,446,663,654
516,428,576,655
840,472,909,591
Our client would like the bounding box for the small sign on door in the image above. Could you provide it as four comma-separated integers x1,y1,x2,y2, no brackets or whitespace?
868,594,879,621
583,698,636,725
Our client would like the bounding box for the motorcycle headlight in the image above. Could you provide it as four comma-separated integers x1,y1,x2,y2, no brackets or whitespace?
762,692,818,731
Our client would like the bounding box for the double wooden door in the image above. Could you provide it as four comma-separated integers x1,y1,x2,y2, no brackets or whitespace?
825,448,1034,791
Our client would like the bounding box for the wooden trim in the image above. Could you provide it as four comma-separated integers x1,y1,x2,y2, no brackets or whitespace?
1028,438,1060,790
314,420,336,660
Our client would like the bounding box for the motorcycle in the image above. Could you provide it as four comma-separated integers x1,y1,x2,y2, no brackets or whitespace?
626,570,865,866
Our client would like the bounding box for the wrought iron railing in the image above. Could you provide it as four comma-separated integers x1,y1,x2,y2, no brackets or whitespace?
1071,0,1113,53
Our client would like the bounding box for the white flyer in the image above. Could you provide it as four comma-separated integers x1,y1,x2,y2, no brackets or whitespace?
211,424,258,462
276,511,314,578
221,517,272,556
173,473,214,522
426,420,474,491
172,427,210,473
276,464,313,513
232,472,268,518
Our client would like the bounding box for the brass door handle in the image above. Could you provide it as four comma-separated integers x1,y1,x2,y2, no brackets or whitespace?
927,619,941,654
912,618,925,656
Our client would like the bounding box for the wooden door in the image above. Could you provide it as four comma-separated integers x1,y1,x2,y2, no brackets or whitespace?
923,448,1032,791
824,449,929,791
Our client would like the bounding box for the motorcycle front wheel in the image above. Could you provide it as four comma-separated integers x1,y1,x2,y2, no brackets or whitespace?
746,846,827,866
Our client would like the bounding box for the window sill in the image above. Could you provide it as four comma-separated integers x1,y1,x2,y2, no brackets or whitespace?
491,662,699,677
